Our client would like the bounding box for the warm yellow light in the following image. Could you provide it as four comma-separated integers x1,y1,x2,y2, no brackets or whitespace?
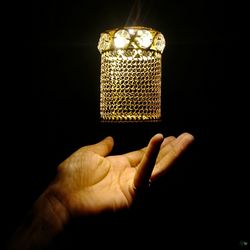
114,29,130,49
98,26,166,122
135,30,153,48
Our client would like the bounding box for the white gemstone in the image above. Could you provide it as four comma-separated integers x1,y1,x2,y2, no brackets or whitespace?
154,33,165,53
128,29,136,35
135,30,153,49
114,29,130,49
98,33,111,53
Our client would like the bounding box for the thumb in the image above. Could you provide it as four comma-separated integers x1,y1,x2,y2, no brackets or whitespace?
89,136,114,156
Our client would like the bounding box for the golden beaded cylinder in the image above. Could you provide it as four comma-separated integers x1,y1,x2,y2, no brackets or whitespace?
97,26,166,122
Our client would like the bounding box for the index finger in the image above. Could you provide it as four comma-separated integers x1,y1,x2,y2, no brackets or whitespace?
133,134,164,190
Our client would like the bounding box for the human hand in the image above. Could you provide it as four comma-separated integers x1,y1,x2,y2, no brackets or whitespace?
8,133,194,250
46,133,194,217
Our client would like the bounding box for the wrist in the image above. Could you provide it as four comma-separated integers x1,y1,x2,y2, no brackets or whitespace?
8,187,70,250
41,186,71,232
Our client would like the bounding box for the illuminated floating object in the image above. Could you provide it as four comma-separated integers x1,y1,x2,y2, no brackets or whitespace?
97,26,166,122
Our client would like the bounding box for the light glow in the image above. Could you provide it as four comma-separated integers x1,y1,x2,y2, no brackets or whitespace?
98,26,166,122
114,29,130,49
135,29,153,49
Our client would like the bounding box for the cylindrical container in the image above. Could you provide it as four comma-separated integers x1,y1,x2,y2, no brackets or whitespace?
97,26,166,122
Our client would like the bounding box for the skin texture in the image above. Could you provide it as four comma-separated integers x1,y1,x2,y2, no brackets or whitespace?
9,132,194,250
48,133,194,216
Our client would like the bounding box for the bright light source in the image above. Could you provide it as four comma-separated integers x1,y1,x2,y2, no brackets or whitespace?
98,26,166,122
135,29,153,49
114,29,130,49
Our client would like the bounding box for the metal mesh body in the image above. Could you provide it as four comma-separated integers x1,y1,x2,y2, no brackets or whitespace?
100,49,162,121
98,26,165,122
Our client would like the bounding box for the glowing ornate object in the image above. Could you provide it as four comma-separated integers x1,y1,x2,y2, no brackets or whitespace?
98,26,166,121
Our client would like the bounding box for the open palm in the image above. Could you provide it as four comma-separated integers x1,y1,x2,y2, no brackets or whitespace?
51,133,194,216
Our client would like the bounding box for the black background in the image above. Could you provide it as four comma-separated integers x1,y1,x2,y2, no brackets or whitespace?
4,0,248,249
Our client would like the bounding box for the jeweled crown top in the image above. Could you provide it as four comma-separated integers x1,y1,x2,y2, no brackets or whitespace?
98,26,166,54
